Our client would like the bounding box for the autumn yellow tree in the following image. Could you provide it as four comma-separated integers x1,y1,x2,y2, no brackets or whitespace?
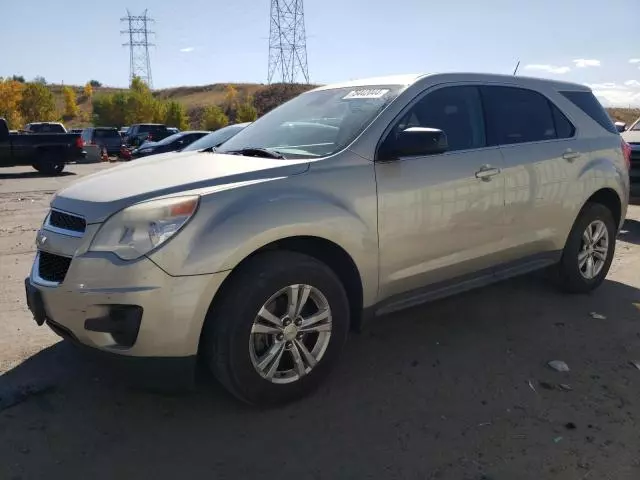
20,83,57,123
165,101,189,131
236,96,258,122
0,79,24,128
201,105,229,131
223,84,238,119
62,86,79,118
83,82,93,99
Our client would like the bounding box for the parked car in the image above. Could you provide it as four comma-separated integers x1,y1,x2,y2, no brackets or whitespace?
131,131,210,158
0,118,84,174
80,127,123,156
25,73,629,405
181,123,251,152
621,118,640,195
70,128,84,134
124,123,171,147
119,126,129,138
167,127,180,135
24,122,67,134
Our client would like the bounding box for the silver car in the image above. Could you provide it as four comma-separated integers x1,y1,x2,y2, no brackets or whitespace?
25,73,630,405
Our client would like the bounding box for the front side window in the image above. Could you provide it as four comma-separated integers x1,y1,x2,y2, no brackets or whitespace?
217,85,405,159
380,85,486,156
482,86,560,145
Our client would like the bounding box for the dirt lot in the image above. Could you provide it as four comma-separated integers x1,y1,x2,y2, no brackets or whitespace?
2,163,640,479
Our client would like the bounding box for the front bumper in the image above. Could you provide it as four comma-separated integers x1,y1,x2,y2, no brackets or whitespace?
25,250,229,359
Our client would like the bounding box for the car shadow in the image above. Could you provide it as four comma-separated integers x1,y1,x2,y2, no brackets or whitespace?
3,275,640,479
618,218,640,245
0,171,76,180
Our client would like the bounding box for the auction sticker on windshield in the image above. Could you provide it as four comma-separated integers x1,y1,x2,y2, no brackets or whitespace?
342,89,390,100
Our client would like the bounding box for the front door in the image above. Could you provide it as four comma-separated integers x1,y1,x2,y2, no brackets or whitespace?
375,85,506,301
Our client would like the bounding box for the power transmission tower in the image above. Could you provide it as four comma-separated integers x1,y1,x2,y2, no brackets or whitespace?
268,0,309,84
121,9,155,87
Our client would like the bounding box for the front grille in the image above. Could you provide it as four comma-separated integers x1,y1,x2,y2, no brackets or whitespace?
38,251,72,283
49,210,86,233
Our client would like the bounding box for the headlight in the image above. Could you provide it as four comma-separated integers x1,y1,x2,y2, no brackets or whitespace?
89,196,199,260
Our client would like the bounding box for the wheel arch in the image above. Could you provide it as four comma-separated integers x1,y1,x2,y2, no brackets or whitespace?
585,188,622,229
198,235,365,358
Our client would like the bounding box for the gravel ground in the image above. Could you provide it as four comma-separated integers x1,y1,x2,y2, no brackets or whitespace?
2,163,640,479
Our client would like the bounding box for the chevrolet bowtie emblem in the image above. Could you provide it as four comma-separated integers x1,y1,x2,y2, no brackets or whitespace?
36,230,47,247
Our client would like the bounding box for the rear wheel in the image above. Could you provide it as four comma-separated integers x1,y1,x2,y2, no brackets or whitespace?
556,202,616,293
201,251,350,405
33,154,65,175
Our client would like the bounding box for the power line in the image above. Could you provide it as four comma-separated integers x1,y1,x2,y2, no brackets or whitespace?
120,9,155,88
268,0,309,84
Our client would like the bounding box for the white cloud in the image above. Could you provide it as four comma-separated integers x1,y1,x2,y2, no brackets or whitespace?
524,64,571,74
179,47,195,53
629,59,640,64
573,59,601,68
588,81,640,107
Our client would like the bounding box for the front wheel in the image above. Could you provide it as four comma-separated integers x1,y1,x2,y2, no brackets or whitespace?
556,202,616,293
201,251,350,405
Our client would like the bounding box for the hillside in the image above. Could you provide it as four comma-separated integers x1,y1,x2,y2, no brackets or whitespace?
47,83,640,129
48,82,299,129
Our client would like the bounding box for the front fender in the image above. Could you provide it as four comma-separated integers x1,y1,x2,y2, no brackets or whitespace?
148,186,379,306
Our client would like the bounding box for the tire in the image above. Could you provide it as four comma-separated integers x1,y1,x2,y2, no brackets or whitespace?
33,154,65,175
202,251,350,406
556,202,616,293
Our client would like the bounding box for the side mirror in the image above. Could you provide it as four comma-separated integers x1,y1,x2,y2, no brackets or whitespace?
615,122,627,133
392,127,448,158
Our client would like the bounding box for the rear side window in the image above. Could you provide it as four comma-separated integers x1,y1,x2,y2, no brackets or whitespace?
560,90,617,134
482,86,561,145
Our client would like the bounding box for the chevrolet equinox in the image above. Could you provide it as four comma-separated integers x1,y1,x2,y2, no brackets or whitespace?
25,73,630,405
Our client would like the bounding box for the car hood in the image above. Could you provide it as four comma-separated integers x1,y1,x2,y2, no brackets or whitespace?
622,130,640,144
51,151,310,223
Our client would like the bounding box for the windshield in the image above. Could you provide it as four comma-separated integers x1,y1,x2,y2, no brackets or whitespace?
183,124,248,152
153,132,184,146
217,85,404,158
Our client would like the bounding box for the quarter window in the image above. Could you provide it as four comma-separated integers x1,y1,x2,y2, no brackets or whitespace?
382,86,486,155
481,86,570,145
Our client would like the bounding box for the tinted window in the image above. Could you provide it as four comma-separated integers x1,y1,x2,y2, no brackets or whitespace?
383,85,486,153
482,86,558,145
94,129,120,138
560,90,617,134
138,124,167,134
551,104,575,139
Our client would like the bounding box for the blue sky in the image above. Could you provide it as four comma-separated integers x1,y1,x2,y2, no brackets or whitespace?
2,0,640,106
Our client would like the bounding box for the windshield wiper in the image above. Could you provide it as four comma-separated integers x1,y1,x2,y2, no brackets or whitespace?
199,146,217,153
224,147,285,159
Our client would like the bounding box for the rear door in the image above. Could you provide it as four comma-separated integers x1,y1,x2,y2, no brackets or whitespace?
480,85,580,263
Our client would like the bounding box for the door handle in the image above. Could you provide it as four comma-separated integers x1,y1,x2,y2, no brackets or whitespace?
475,165,501,181
562,149,581,161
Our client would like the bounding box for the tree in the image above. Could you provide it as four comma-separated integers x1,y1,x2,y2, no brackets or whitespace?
20,83,56,123
0,79,24,128
62,86,79,118
236,96,258,122
253,83,314,116
11,75,25,83
32,76,47,85
83,82,93,99
201,105,228,131
223,84,239,120
89,80,102,88
165,101,189,130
